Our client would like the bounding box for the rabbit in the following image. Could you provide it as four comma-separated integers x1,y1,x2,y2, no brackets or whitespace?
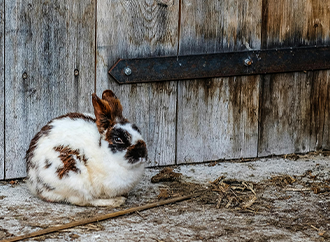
26,89,147,207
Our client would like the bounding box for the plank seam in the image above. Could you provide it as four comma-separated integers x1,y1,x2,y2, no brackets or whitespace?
94,0,97,93
175,81,178,165
3,0,5,180
260,0,269,49
258,0,268,158
174,0,182,165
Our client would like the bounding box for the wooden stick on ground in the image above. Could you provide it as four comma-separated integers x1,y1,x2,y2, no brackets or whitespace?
283,188,311,192
1,194,199,242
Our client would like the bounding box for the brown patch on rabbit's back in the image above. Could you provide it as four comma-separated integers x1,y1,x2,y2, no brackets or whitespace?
26,124,53,170
26,113,94,171
54,145,88,179
54,112,96,122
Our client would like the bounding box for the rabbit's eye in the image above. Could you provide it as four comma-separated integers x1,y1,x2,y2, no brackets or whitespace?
114,137,124,144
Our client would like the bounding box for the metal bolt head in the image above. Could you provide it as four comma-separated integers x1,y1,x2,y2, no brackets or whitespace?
124,67,132,76
22,72,28,79
244,58,253,66
74,69,79,76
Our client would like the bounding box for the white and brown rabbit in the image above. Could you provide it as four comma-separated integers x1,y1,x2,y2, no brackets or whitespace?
26,90,147,207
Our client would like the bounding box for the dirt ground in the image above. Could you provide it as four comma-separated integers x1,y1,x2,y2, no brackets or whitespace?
0,152,330,242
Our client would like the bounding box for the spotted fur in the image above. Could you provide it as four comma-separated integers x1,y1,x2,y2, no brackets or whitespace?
26,90,147,207
54,145,88,179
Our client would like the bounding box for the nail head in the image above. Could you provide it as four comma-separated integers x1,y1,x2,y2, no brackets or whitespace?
244,58,253,66
74,69,79,76
22,72,28,79
124,67,132,76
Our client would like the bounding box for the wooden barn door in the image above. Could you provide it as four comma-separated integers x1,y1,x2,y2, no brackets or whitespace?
3,0,95,179
96,0,330,166
96,0,262,165
1,0,330,179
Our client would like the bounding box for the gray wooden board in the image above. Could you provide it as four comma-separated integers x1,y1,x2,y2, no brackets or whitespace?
4,0,95,179
258,71,330,156
258,0,330,156
96,0,179,166
0,0,4,179
176,0,262,164
258,73,312,156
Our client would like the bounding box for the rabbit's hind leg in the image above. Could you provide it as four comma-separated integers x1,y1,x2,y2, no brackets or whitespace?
65,195,126,207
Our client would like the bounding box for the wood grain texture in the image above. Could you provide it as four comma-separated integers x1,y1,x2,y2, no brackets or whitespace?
4,0,95,179
177,0,262,163
180,0,262,54
309,70,329,150
259,0,330,156
177,77,259,163
258,73,311,156
261,0,330,48
0,0,4,180
96,0,179,166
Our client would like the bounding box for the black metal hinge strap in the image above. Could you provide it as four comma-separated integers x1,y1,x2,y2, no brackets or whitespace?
109,46,330,84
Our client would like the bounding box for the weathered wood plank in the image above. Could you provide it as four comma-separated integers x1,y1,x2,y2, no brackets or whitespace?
96,0,179,166
261,0,330,48
0,0,4,180
309,70,329,150
177,0,262,164
259,0,330,156
258,73,311,156
177,76,260,163
4,0,95,179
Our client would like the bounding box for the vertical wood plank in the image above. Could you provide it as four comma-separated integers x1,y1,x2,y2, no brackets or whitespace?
0,0,4,179
5,0,95,179
309,70,329,150
96,0,179,166
258,73,311,156
177,0,262,164
259,0,330,156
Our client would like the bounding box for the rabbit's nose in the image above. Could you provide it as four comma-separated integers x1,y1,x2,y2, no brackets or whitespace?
125,140,148,164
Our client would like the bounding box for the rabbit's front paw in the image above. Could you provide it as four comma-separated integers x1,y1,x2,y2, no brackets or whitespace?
89,197,127,207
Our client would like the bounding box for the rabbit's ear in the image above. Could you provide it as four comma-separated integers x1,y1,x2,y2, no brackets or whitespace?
92,93,115,133
101,90,123,119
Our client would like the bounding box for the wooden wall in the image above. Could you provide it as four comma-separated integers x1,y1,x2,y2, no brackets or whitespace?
1,0,330,179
